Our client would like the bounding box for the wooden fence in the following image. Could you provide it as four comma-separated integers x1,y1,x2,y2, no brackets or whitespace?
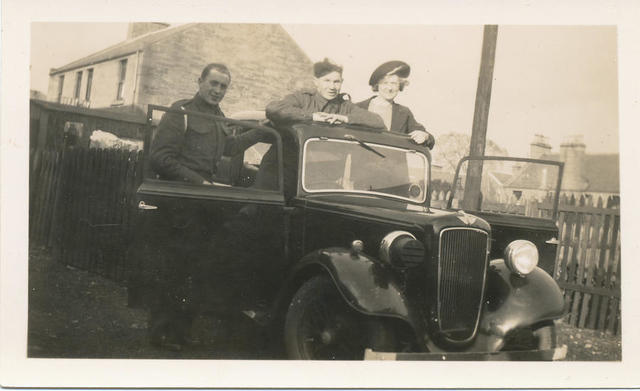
30,147,143,281
552,195,621,335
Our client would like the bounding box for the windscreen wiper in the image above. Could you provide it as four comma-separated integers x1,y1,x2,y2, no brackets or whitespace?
344,134,385,158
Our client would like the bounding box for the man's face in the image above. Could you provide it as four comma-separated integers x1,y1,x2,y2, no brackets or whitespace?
314,71,343,100
378,74,401,101
198,69,230,106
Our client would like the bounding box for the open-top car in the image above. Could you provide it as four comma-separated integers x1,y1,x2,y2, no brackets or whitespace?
127,105,568,360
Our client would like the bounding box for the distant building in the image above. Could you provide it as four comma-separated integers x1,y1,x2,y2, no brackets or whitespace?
46,23,314,117
504,134,619,202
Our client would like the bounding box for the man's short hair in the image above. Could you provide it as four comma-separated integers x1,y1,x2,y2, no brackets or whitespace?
313,58,343,78
200,63,231,81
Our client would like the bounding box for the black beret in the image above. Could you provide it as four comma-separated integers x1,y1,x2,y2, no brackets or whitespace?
369,61,411,86
313,58,343,78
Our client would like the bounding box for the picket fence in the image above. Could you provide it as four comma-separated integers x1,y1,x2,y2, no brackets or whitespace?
30,147,143,281
30,149,621,335
550,195,621,335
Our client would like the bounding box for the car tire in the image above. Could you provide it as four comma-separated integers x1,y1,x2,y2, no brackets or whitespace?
532,321,557,350
502,321,557,351
284,275,395,360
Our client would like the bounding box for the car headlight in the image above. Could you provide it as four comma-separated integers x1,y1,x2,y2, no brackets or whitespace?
379,231,424,268
504,240,539,276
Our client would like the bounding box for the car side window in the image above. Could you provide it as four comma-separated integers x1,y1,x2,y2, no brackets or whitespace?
450,158,561,218
215,130,280,191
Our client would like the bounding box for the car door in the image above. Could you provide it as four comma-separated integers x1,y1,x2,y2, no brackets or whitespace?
128,120,287,314
447,156,564,275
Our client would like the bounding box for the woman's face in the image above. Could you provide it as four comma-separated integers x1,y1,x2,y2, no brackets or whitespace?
378,74,401,101
314,71,343,100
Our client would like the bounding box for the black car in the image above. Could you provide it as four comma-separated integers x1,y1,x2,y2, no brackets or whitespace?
128,105,568,360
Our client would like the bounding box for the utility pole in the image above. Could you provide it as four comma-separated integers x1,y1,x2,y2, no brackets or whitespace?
462,25,498,210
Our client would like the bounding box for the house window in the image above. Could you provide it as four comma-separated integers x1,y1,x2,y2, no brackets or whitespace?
85,69,94,101
57,75,65,103
74,71,83,99
116,59,128,100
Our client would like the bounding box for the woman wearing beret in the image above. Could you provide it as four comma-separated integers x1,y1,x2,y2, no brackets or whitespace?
266,58,385,129
357,61,435,149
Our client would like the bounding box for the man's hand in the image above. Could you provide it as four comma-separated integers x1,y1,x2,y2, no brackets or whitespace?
325,114,348,124
312,112,330,122
312,112,349,125
409,130,435,149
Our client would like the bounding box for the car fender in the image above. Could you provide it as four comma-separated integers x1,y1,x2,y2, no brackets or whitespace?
292,248,416,324
468,259,566,351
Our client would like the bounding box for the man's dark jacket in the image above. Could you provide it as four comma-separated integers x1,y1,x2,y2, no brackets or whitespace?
151,93,263,184
266,89,385,129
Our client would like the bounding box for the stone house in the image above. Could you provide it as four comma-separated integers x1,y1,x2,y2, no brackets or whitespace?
47,23,314,119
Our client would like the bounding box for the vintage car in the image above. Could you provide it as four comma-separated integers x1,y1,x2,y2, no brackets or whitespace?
128,105,568,360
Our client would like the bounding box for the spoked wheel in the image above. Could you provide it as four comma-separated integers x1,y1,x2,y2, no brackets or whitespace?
285,275,395,360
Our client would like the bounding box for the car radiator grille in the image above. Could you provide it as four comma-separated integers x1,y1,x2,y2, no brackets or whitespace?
438,228,489,341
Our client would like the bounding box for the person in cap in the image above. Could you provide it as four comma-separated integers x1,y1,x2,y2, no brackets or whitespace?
266,58,385,129
357,61,435,149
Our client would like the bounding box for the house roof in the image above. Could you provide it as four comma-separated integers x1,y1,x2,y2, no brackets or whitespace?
583,154,620,192
49,24,197,75
489,171,512,185
31,99,146,124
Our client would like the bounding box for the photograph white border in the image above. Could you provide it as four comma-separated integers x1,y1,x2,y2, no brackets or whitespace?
2,0,639,387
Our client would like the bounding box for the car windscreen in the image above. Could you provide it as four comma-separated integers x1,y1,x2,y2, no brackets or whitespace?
450,158,562,219
302,138,429,203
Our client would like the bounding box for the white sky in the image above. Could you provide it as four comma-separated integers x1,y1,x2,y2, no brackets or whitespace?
30,23,619,157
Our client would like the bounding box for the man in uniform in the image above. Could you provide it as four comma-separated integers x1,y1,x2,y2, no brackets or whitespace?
151,63,265,184
145,63,267,351
265,58,386,129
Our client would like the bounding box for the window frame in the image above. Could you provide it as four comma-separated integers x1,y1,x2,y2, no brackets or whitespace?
447,155,565,220
116,59,128,100
85,68,94,102
74,71,83,100
57,75,65,103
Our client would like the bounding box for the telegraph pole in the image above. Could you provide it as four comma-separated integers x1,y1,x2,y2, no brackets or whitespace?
462,25,498,210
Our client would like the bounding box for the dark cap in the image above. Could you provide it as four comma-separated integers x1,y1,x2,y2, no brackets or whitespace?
369,61,411,86
313,58,343,78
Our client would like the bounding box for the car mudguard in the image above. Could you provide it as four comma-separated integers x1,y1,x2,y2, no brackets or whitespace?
467,259,566,352
292,248,418,325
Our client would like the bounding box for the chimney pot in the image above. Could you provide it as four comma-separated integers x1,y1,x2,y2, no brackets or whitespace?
529,133,551,159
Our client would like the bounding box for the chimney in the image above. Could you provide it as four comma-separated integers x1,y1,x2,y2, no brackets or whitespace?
127,23,170,40
560,135,588,191
529,134,551,159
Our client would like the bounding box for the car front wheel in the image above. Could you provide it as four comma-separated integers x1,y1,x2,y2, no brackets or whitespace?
501,321,557,351
284,275,395,360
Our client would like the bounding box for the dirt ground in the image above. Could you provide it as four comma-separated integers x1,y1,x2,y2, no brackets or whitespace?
27,246,621,360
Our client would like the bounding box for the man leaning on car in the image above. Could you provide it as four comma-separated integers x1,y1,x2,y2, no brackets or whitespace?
265,58,386,129
150,63,266,185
